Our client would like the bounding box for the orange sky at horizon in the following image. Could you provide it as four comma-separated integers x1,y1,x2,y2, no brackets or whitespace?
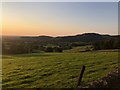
2,2,118,36
2,12,88,36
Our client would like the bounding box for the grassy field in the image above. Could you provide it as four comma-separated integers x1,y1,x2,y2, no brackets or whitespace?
2,47,119,88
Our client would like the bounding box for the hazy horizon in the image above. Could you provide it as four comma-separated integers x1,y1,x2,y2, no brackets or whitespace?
2,2,118,36
1,32,119,38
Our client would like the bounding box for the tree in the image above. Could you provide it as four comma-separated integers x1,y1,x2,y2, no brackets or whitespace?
44,47,53,52
53,46,63,52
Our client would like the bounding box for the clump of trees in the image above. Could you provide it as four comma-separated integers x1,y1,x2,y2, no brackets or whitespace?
2,42,35,54
44,47,53,52
93,39,120,50
44,46,63,52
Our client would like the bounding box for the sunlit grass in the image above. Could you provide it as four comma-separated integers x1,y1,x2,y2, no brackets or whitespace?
2,48,118,88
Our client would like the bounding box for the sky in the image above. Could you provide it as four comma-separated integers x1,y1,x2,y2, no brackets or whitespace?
2,2,118,36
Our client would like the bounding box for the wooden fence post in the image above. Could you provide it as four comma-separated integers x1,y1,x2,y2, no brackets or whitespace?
77,65,86,88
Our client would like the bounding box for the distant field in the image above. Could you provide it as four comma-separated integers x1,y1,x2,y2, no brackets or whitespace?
2,48,119,88
64,46,92,53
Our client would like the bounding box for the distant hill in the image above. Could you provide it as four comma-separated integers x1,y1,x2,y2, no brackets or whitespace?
56,33,104,42
20,33,119,43
3,33,119,44
21,36,54,41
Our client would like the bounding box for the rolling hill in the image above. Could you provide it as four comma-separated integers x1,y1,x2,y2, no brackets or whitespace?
19,33,119,43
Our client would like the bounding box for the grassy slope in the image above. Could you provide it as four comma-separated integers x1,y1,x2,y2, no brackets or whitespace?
2,48,119,88
64,46,92,53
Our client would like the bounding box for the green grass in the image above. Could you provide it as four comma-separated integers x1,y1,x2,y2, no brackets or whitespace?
64,45,93,53
2,48,119,88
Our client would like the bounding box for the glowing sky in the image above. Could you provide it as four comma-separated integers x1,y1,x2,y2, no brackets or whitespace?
2,2,118,36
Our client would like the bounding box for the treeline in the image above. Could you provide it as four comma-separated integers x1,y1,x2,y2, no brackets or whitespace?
2,44,64,55
3,37,89,54
93,39,120,50
2,41,65,54
2,42,36,54
2,37,120,54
